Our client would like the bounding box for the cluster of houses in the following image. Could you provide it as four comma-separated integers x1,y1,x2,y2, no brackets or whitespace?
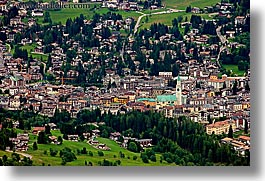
109,132,152,148
221,135,250,156
8,133,29,152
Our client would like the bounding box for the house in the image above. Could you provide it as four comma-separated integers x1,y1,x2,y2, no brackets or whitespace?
97,143,110,150
89,139,99,145
83,132,90,139
32,9,44,17
49,136,60,144
32,127,45,134
235,16,246,25
221,137,233,144
67,135,79,141
135,139,152,147
92,129,100,136
221,136,250,156
9,133,29,151
109,132,121,141
0,124,2,130
238,135,250,146
48,123,57,130
18,8,27,17
0,0,7,11
191,7,200,14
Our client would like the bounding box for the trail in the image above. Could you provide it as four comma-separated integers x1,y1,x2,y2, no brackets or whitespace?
133,9,185,35
6,150,33,159
216,26,228,68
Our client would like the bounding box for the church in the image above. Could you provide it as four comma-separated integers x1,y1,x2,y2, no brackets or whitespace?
156,76,182,109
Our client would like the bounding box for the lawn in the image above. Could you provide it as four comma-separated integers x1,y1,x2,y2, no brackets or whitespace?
140,12,191,30
12,43,49,61
0,150,13,158
222,64,245,76
47,8,92,24
95,8,141,20
38,7,141,25
141,8,169,15
163,0,220,9
139,11,213,31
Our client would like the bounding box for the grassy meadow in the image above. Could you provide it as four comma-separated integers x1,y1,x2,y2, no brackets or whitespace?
162,0,220,9
139,11,213,31
1,129,175,166
222,64,245,76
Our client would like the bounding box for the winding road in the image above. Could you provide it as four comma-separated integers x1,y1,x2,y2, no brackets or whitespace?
133,9,185,35
216,26,228,68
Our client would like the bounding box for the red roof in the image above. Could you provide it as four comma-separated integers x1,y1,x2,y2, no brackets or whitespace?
0,124,2,129
32,127,45,132
238,135,250,141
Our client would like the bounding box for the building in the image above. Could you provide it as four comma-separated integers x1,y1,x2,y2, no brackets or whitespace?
31,9,44,17
206,120,236,135
135,139,152,147
176,76,182,105
136,98,156,107
156,94,177,109
32,126,45,134
109,132,121,141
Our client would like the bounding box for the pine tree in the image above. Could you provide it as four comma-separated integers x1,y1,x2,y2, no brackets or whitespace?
244,119,249,134
228,125,233,138
33,142,38,150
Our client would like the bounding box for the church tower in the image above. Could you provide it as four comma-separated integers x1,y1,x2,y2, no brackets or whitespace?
176,75,182,105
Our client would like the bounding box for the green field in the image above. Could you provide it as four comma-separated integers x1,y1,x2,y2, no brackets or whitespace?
48,8,92,24
0,150,13,158
38,7,141,25
1,130,175,166
14,44,49,61
140,12,190,30
139,11,213,30
163,0,220,9
223,64,245,76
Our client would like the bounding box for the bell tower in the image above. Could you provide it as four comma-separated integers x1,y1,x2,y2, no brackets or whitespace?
176,75,182,105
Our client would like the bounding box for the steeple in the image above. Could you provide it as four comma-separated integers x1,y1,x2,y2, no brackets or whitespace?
176,75,182,105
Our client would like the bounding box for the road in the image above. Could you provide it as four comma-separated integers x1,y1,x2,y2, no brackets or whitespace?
133,9,184,35
216,26,228,68
120,41,125,62
6,150,33,159
216,26,227,44
0,49,4,69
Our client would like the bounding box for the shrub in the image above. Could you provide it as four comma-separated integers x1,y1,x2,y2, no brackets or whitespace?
98,151,104,156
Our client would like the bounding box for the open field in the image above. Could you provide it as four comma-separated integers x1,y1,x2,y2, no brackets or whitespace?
139,11,213,31
0,150,13,158
13,43,49,61
37,7,141,25
48,8,92,24
223,64,245,76
0,130,175,166
140,12,190,30
163,0,220,9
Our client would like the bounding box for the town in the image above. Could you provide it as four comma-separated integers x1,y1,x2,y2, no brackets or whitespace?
0,0,250,166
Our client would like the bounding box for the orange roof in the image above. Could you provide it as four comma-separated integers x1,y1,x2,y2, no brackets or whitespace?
33,127,45,132
238,135,250,141
207,120,234,128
